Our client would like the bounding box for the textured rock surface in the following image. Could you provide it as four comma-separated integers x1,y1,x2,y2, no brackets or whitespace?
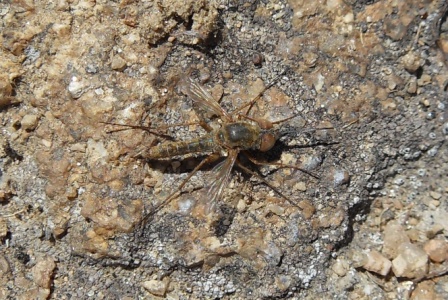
1,0,447,299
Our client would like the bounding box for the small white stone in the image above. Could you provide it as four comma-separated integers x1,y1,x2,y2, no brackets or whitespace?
141,279,169,297
362,250,391,276
236,199,246,212
332,258,350,277
21,114,39,131
294,181,307,192
343,13,354,23
111,55,126,71
392,242,428,278
68,77,88,99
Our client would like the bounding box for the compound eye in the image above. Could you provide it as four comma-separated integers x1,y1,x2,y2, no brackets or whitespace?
260,133,276,152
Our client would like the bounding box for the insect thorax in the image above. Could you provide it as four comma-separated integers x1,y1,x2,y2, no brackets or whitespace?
217,122,261,150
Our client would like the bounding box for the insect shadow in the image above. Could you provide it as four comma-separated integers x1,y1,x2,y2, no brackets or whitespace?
102,74,334,226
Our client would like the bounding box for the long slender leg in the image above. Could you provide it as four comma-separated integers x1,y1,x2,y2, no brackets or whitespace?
239,113,301,129
232,70,288,116
234,160,299,208
342,116,364,129
101,121,204,133
141,153,220,224
101,121,210,141
243,151,320,179
197,120,213,132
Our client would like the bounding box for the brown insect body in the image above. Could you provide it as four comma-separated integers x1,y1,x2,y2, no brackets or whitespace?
144,121,274,159
111,76,309,218
143,132,218,159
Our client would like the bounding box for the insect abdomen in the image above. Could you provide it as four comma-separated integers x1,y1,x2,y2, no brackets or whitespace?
146,135,217,159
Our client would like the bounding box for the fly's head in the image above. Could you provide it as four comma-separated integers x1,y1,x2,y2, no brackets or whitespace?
258,130,277,152
252,117,278,152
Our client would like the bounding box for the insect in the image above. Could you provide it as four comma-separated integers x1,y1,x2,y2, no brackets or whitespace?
104,75,323,221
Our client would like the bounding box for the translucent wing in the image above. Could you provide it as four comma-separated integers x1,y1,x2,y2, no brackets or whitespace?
197,149,238,215
181,77,231,122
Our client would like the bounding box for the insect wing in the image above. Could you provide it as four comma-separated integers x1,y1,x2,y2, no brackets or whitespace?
182,78,231,121
198,150,238,215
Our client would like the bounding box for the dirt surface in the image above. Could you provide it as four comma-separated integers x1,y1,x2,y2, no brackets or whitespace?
1,0,448,299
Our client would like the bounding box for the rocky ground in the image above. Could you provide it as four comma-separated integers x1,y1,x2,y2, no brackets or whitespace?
1,0,447,299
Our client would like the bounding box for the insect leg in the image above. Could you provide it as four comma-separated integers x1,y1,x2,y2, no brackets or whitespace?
101,121,204,132
234,160,299,209
243,152,320,179
141,153,221,224
232,70,288,116
239,113,301,130
101,121,206,140
198,120,213,132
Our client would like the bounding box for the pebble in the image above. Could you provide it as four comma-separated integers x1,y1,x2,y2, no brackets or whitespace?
406,78,417,94
331,168,350,187
0,254,11,277
141,279,169,297
429,191,442,200
111,55,127,71
52,211,71,237
222,72,233,79
41,139,52,148
382,222,410,259
252,53,264,66
0,76,16,108
203,236,221,251
19,287,50,299
420,98,430,107
426,224,444,239
336,272,357,292
236,199,246,212
68,77,88,99
294,181,307,192
423,239,448,263
0,217,7,239
31,256,56,289
303,52,318,68
411,281,436,300
298,200,315,219
81,95,114,119
199,67,211,83
381,98,397,110
387,78,397,91
439,38,448,54
266,203,285,216
417,74,432,86
343,12,354,23
275,275,291,291
0,95,17,108
177,197,196,214
391,242,428,278
21,114,39,131
361,249,391,276
401,51,423,73
332,257,350,277
443,122,448,135
262,241,283,266
406,228,420,242
0,76,12,98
